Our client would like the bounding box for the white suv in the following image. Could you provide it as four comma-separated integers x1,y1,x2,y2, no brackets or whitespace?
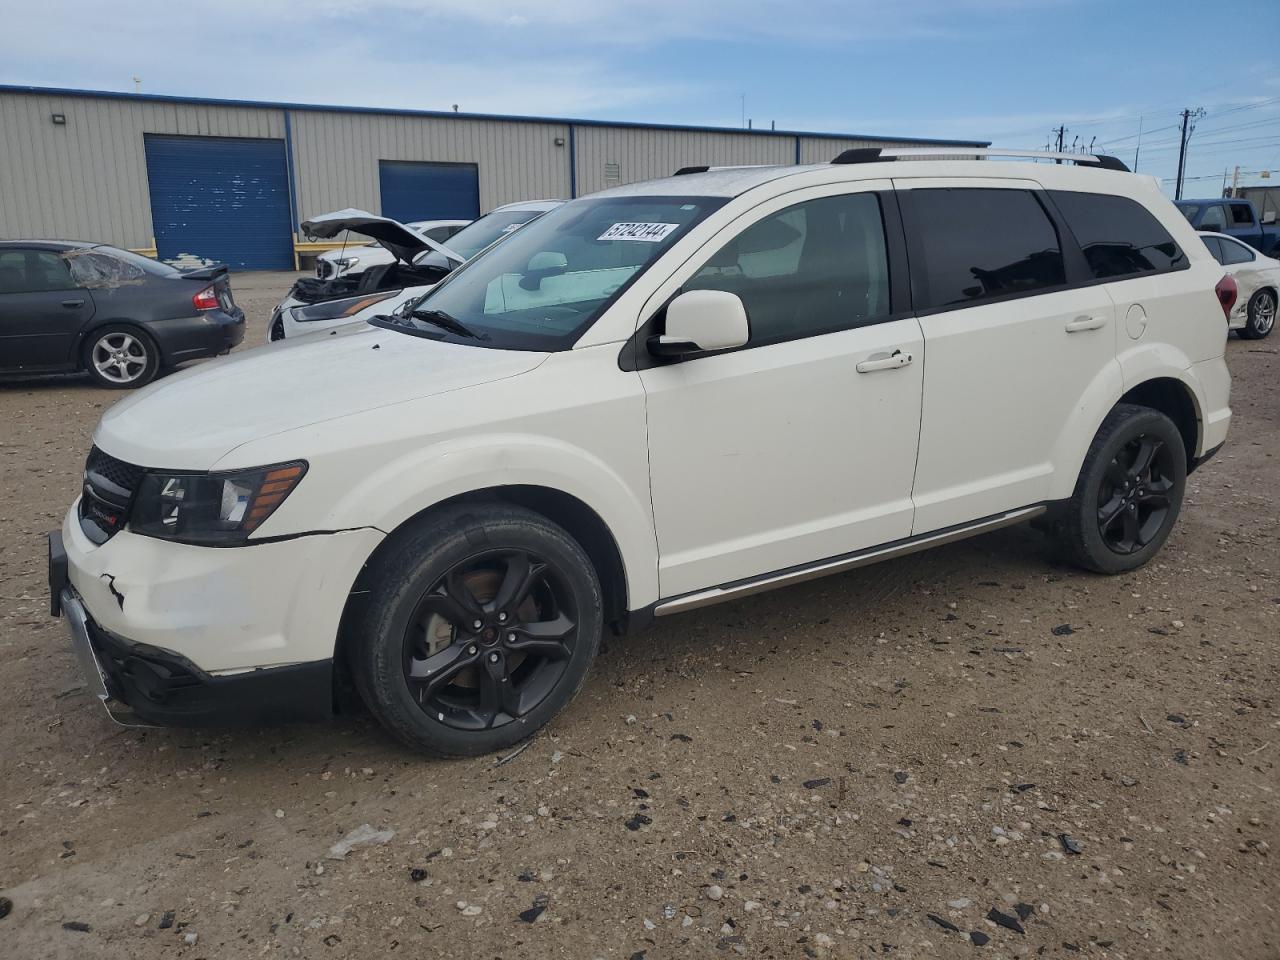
50,149,1234,756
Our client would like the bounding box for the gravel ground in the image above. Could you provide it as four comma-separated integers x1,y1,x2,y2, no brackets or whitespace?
0,271,1276,959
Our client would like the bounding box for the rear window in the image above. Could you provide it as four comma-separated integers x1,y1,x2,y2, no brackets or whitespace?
1049,191,1188,280
1229,203,1255,226
909,188,1066,309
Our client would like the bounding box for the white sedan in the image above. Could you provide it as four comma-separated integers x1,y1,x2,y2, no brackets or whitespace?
315,219,471,280
1200,230,1278,339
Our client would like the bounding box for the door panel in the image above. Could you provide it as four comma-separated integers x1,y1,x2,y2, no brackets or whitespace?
895,178,1119,533
0,249,94,370
910,287,1117,531
637,180,923,599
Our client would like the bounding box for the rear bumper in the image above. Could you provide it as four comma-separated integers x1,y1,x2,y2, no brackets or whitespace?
145,308,245,364
51,532,333,727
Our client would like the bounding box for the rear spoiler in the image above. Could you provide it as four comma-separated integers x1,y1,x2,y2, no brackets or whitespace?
180,262,230,281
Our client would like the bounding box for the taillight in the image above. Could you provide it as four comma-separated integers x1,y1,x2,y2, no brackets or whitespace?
192,285,219,311
1215,274,1237,320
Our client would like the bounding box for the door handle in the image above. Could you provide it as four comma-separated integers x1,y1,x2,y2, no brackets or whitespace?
1065,315,1106,333
61,299,85,308
856,349,913,373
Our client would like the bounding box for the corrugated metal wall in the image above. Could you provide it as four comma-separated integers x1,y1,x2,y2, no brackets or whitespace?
0,89,983,260
0,91,282,248
573,127,795,195
289,110,571,219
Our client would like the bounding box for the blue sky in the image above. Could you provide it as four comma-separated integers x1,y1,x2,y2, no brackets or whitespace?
3,0,1277,196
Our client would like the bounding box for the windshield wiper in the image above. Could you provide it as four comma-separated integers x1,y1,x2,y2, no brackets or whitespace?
410,307,487,340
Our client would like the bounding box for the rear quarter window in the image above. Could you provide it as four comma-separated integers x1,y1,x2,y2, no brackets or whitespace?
1049,191,1189,280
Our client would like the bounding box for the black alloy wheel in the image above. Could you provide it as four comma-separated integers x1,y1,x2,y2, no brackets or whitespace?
1095,433,1178,555
1056,403,1186,574
349,503,602,756
404,550,578,731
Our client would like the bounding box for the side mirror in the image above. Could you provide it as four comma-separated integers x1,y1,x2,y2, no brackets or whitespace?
1263,211,1277,225
412,249,455,272
648,290,749,358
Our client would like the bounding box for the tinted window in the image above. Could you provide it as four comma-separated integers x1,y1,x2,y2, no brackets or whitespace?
685,193,890,345
1200,205,1227,231
1229,204,1255,226
910,189,1065,308
1218,237,1256,265
1201,235,1225,264
0,249,77,293
1050,191,1188,279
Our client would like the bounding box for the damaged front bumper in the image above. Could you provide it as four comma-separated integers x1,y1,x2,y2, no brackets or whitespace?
50,505,383,727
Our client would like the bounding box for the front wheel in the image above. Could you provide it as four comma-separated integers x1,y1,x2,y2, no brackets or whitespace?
349,504,603,757
1055,404,1187,574
1240,289,1276,340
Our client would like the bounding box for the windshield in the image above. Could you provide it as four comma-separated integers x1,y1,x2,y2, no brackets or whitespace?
1177,205,1199,223
378,195,723,350
441,208,553,260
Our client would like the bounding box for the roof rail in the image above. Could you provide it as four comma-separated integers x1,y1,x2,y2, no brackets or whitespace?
671,163,774,176
831,147,1131,172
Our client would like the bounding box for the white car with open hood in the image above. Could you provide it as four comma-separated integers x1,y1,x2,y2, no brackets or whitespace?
52,148,1233,757
315,219,471,281
270,200,563,341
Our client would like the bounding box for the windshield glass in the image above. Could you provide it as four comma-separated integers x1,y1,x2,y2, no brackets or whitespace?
380,195,723,350
1177,205,1199,223
441,208,553,260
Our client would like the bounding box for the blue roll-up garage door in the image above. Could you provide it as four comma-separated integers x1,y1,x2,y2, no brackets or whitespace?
379,161,480,223
144,134,294,271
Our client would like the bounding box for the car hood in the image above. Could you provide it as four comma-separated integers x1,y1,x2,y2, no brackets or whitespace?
94,323,547,470
301,209,462,264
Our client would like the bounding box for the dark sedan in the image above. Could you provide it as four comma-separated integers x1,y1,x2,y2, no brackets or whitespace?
0,241,245,388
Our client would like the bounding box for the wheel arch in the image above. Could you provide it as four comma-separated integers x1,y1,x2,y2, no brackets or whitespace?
1116,376,1200,469
334,484,635,682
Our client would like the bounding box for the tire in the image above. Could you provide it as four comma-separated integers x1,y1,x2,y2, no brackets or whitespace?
1056,403,1187,574
1239,288,1276,340
82,324,160,389
348,503,603,757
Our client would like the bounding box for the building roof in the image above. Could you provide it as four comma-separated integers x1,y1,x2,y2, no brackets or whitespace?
0,84,990,148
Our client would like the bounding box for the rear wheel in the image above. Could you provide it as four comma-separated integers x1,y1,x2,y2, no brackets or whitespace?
349,504,603,757
1056,404,1186,574
1240,289,1275,339
83,325,160,389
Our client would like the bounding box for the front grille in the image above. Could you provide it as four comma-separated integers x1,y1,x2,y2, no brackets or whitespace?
269,310,285,341
80,446,143,543
316,259,333,280
85,446,144,493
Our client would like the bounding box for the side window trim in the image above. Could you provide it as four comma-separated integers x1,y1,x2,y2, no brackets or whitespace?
620,186,911,372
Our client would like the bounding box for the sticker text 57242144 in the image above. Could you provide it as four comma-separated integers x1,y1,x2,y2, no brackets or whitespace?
598,222,679,242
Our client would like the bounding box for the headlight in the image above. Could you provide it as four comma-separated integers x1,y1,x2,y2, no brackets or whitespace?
334,256,359,269
130,461,307,545
290,291,399,324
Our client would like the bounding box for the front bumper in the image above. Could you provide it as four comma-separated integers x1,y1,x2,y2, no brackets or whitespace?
50,529,347,726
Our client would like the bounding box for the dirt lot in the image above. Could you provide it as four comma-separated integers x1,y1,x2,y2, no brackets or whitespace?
0,271,1276,959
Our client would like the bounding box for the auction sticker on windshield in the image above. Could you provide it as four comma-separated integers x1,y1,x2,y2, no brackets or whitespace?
598,222,680,242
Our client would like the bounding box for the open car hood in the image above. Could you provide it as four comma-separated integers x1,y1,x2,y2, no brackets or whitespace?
301,209,463,264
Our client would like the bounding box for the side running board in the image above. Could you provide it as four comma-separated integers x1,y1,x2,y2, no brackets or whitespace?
653,505,1046,617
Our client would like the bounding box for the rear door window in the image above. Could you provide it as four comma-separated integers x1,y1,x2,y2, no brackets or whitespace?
0,249,78,293
1229,204,1256,226
907,188,1065,309
1218,237,1256,265
1201,236,1225,264
1049,190,1188,280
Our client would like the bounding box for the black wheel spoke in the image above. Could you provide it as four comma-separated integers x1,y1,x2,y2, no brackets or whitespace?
409,643,477,701
1121,507,1140,549
493,552,545,614
1097,493,1126,528
1128,437,1160,480
444,570,485,622
418,590,477,631
477,654,523,726
1104,460,1128,489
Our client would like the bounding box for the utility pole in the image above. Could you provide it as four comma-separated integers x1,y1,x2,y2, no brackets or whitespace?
1052,125,1066,163
1231,164,1240,197
1134,116,1143,172
1174,107,1205,201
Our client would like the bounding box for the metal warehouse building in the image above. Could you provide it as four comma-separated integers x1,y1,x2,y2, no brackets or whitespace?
0,85,987,270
